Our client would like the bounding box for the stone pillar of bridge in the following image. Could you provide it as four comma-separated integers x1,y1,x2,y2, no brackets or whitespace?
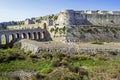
6,34,9,44
28,33,32,39
0,35,1,44
11,34,16,43
43,31,48,40
38,32,41,40
42,30,52,41
33,32,37,40
17,33,22,40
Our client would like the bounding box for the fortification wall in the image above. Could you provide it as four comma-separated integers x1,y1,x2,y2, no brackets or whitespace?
20,39,120,55
7,24,41,30
57,10,120,26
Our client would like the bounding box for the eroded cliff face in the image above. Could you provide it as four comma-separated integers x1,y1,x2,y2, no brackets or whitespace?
66,25,120,42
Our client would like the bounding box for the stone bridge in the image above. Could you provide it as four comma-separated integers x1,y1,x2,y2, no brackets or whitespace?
0,29,52,45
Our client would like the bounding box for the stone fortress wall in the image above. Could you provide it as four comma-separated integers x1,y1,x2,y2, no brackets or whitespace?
6,9,120,30
57,10,120,26
2,9,120,42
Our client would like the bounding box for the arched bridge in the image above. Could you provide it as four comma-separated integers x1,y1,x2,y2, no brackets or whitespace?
0,29,52,45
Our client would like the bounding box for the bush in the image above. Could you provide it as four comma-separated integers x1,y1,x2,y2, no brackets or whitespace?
51,59,61,67
86,28,92,32
13,42,21,49
41,53,53,60
44,67,80,80
53,16,58,21
91,41,104,45
50,28,54,33
30,54,38,58
40,67,53,74
0,49,25,63
71,54,91,61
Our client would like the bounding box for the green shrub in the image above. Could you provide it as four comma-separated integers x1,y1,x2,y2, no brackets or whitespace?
50,28,54,33
40,67,53,74
44,67,80,80
91,41,104,45
68,65,80,73
51,59,60,67
71,54,91,61
30,54,38,58
41,53,53,60
80,34,85,38
13,42,21,49
54,28,59,34
86,28,92,32
0,49,25,63
53,16,58,21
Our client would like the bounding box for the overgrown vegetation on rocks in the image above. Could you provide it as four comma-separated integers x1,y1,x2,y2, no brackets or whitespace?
0,43,120,80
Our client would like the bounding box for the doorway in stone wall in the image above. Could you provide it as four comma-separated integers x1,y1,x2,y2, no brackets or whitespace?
43,23,47,29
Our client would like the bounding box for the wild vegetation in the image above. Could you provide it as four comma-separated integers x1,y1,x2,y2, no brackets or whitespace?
0,42,120,80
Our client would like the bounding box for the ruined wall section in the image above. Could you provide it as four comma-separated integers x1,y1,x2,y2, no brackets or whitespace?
56,10,76,26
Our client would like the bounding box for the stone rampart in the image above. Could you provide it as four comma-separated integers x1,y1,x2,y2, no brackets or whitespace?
56,10,120,26
20,39,120,55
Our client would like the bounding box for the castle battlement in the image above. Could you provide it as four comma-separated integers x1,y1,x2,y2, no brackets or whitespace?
60,9,120,15
56,9,120,26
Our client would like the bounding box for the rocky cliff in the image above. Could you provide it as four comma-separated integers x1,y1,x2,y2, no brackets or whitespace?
66,25,120,42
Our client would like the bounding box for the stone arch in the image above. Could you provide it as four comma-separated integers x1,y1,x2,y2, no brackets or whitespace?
37,32,41,40
41,31,46,40
28,32,32,39
15,33,21,41
1,34,7,44
33,32,37,40
16,33,20,39
9,34,15,43
22,33,27,39
43,23,47,29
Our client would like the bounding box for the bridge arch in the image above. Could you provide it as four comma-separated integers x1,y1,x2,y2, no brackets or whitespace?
16,33,20,39
33,32,37,40
22,33,27,39
28,32,32,39
37,32,41,40
1,34,7,44
9,34,16,43
0,29,52,45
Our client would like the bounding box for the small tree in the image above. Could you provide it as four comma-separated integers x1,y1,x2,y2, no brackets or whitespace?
54,16,58,21
54,27,59,34
50,28,55,33
36,19,41,23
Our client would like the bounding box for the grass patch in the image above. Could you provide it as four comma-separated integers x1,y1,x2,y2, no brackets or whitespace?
91,41,104,45
0,48,120,80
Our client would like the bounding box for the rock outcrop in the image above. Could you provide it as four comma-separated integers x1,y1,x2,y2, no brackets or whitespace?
66,25,120,42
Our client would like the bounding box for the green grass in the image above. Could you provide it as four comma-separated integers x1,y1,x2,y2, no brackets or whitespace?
0,48,120,80
91,41,104,45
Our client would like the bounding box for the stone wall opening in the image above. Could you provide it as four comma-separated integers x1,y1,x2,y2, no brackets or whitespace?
1,34,7,44
22,33,27,39
38,32,41,40
16,33,20,39
28,32,32,39
9,34,15,43
33,32,37,40
43,23,47,29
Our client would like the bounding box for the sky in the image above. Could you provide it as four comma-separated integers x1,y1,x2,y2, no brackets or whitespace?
0,0,120,22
